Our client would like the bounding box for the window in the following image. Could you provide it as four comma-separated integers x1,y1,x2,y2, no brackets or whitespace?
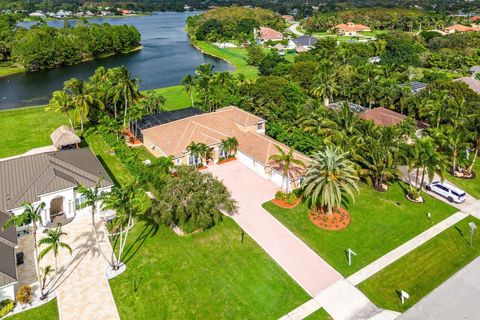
219,148,228,158
256,122,264,130
188,154,201,166
75,195,87,210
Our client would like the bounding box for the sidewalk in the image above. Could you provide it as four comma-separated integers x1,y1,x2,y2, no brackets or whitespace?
348,211,468,285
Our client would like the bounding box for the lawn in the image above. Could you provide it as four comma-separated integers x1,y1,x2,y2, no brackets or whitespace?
0,66,25,77
82,128,134,186
194,41,258,78
0,106,69,158
109,218,309,319
304,308,332,320
358,216,480,312
6,299,59,320
149,85,192,111
449,161,480,199
263,182,457,276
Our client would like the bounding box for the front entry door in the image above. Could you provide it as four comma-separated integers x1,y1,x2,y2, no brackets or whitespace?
50,197,64,217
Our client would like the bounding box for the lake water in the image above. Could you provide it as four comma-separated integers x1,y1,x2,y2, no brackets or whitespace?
0,12,233,110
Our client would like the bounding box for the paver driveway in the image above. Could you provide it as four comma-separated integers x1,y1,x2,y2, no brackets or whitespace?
207,161,342,296
40,216,120,320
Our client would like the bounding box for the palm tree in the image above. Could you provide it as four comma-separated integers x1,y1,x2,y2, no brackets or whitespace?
465,110,480,174
77,181,111,267
222,137,239,157
303,146,359,214
3,202,45,290
181,74,197,108
64,78,104,133
269,145,305,193
112,66,141,127
102,184,142,270
311,72,338,107
181,74,197,107
38,225,72,281
47,90,75,129
39,265,53,300
187,142,208,168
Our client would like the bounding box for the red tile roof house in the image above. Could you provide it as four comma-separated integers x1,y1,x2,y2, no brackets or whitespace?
255,27,284,44
282,15,294,22
335,22,371,36
444,24,476,34
359,107,428,137
140,106,309,190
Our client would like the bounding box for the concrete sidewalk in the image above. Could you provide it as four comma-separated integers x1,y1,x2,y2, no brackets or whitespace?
348,211,468,285
207,161,342,296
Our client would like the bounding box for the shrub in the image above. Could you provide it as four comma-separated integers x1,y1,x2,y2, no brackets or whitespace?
285,192,298,205
16,285,32,305
0,299,14,317
275,191,287,200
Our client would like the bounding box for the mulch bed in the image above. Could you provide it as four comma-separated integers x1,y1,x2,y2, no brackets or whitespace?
272,197,301,209
122,128,142,145
451,170,477,180
406,194,424,203
217,157,237,165
308,207,351,231
197,166,208,171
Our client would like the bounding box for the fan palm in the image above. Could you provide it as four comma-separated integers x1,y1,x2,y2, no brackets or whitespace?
303,146,359,214
269,145,305,193
38,225,72,281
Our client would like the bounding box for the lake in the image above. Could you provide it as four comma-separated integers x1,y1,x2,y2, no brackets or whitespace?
0,12,234,110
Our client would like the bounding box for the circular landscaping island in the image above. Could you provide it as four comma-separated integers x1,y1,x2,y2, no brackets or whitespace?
308,207,351,231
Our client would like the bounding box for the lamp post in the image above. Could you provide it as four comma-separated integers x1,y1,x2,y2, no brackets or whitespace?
469,222,477,247
347,248,357,266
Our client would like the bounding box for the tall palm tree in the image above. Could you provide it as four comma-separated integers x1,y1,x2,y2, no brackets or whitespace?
181,74,197,108
3,202,45,290
102,184,142,270
269,145,305,193
187,142,208,168
303,146,359,214
77,181,111,267
64,78,103,132
112,66,141,127
47,90,75,129
38,225,72,281
311,72,338,107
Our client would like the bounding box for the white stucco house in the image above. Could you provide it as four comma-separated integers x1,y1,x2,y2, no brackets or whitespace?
0,148,114,300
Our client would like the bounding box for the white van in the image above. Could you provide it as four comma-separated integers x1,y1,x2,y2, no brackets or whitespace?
425,181,466,203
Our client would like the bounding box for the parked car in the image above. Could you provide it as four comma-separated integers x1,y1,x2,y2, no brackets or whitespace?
425,181,466,203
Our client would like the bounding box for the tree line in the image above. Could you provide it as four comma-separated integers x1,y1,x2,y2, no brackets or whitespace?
0,15,141,71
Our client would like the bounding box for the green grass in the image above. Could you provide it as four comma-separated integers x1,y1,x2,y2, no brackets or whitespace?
82,128,134,186
149,85,192,111
448,161,480,199
194,41,258,78
263,182,457,276
0,66,25,77
0,106,69,158
304,308,332,320
359,216,480,312
6,298,59,320
109,219,309,319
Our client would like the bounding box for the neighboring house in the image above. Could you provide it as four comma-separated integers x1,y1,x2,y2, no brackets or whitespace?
469,66,480,76
328,101,367,113
50,125,81,151
282,15,294,22
290,35,318,49
255,27,284,44
0,212,18,301
138,106,309,189
273,43,286,55
444,24,475,34
454,76,480,94
359,107,428,130
335,22,371,36
408,81,428,94
29,11,45,18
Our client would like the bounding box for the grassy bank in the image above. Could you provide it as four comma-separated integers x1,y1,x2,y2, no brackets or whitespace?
264,182,457,276
110,219,309,319
359,216,480,312
0,66,25,78
193,41,258,78
6,299,59,320
0,106,69,158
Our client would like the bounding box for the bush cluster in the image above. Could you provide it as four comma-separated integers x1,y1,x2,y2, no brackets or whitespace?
0,299,14,317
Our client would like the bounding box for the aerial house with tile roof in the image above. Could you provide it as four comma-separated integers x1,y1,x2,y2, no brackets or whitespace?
138,106,309,190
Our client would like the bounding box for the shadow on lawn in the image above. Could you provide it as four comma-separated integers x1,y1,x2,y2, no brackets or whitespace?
122,224,158,264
